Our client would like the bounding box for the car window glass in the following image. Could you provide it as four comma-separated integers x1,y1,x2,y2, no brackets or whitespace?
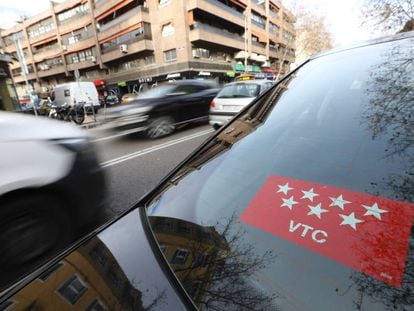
217,83,261,98
174,85,201,94
146,38,414,310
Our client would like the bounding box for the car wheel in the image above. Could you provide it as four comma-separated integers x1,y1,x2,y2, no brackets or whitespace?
0,194,74,268
146,116,175,138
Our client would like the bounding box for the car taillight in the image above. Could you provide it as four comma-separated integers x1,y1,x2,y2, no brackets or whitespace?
210,100,215,108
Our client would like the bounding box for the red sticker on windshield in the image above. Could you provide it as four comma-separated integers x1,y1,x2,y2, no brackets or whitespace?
240,175,414,287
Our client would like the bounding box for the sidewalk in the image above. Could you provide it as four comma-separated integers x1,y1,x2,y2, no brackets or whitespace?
80,114,102,129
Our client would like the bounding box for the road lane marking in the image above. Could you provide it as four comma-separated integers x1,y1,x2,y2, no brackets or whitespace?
92,127,147,142
100,129,214,168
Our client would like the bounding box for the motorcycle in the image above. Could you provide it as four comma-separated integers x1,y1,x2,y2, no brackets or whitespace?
49,102,85,125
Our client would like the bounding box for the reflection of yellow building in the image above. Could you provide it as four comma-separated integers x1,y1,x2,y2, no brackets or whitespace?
4,238,143,311
149,217,229,307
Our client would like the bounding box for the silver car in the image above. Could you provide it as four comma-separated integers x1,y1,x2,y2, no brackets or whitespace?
209,79,274,129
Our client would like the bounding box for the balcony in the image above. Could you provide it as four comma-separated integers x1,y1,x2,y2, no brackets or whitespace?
33,46,61,63
63,37,96,53
269,46,278,58
53,0,82,14
187,0,244,27
67,59,98,71
189,22,244,50
269,10,279,23
101,40,154,63
29,31,56,45
251,3,266,16
58,14,91,34
13,72,37,83
97,6,149,39
94,0,124,17
252,41,266,55
37,65,66,78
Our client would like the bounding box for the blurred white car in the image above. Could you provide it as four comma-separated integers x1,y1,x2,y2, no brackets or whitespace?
0,111,105,281
209,79,274,129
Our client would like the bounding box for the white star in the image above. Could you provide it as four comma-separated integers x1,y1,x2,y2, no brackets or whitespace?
277,183,293,195
281,196,298,210
329,195,351,210
362,203,388,220
301,188,319,201
307,203,328,219
339,212,364,230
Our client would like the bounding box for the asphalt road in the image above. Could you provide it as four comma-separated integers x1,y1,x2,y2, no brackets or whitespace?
88,122,214,219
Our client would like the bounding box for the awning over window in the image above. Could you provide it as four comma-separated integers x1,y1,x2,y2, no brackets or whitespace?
99,22,142,45
96,0,134,21
229,0,246,9
32,35,57,47
234,50,249,59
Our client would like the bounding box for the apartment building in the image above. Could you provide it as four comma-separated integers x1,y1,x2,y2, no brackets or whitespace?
0,0,295,97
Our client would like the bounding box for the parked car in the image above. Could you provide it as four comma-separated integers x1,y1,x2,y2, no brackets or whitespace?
121,92,139,104
209,79,274,129
106,80,219,138
1,32,413,310
52,82,100,112
105,94,119,106
0,111,106,290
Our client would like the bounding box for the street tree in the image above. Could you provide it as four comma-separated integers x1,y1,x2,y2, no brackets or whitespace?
287,3,334,65
362,0,414,33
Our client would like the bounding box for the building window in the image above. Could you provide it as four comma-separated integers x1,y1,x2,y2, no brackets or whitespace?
159,0,171,7
28,21,55,38
58,275,87,305
171,249,189,264
86,299,106,311
192,48,210,58
68,34,81,44
251,11,265,27
38,262,64,281
269,22,279,32
68,48,95,64
58,3,89,23
161,23,175,36
144,55,155,65
164,49,177,63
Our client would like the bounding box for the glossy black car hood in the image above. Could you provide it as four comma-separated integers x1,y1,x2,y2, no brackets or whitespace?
0,208,188,310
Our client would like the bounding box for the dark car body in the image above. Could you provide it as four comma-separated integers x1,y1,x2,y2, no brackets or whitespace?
105,80,219,138
1,32,414,310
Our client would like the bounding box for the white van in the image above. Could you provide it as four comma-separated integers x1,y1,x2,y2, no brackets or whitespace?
52,82,100,110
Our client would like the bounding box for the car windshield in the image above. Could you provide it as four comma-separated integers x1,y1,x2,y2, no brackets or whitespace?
217,83,261,98
145,37,414,310
137,84,177,99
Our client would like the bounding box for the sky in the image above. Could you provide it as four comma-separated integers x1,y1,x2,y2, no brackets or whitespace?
0,0,390,47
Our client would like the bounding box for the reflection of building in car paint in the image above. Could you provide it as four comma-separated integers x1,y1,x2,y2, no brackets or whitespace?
149,216,230,307
3,238,143,311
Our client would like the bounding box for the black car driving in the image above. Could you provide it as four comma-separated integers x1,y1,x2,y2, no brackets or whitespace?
106,80,219,138
1,32,413,310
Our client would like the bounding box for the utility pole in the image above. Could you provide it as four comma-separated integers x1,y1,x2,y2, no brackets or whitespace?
244,9,248,72
14,36,37,116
